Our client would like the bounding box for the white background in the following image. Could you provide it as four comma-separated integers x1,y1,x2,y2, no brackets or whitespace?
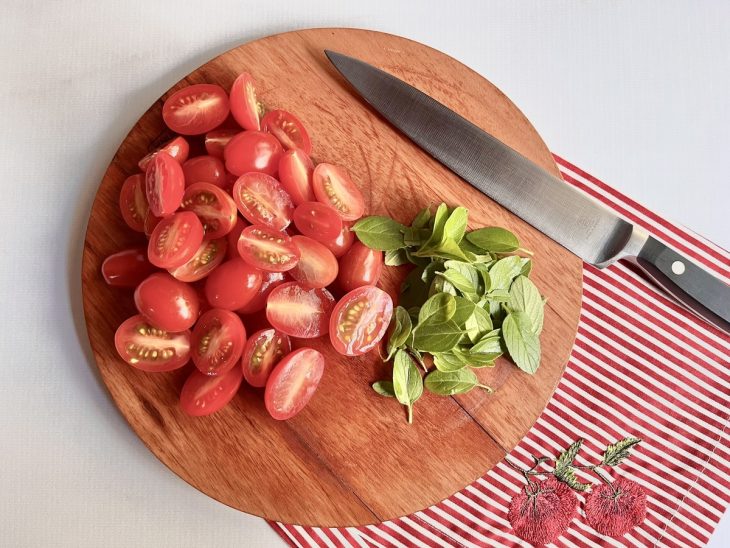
1,1,727,546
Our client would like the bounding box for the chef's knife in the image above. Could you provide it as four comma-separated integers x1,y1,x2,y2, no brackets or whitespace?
325,50,730,332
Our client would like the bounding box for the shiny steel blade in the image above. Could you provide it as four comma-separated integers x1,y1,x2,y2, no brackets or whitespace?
325,50,640,266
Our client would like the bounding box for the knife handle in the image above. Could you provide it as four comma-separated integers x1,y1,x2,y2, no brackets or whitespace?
625,236,730,332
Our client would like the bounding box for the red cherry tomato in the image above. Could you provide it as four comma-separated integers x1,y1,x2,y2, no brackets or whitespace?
204,128,238,158
266,282,335,338
180,366,243,416
229,73,260,130
261,110,312,154
114,314,190,372
278,149,315,205
190,309,246,375
147,211,204,269
236,270,286,314
226,217,249,259
181,182,237,239
231,173,293,230
224,131,283,177
162,84,230,135
138,136,190,171
237,225,300,272
144,212,162,237
145,151,185,217
182,155,226,188
289,236,338,288
102,248,156,287
292,201,343,242
168,238,227,282
134,272,199,332
330,286,393,356
204,257,263,310
264,348,324,420
336,241,384,292
119,174,149,232
241,328,291,387
312,163,365,221
322,223,355,258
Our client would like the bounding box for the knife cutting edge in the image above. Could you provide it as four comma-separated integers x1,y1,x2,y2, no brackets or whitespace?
324,50,730,333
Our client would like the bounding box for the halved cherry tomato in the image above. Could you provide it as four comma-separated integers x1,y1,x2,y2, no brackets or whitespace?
241,328,291,387
114,314,190,372
204,257,262,310
119,174,149,232
224,131,283,177
180,366,243,416
336,241,383,292
312,163,365,221
204,128,238,158
264,348,324,420
231,172,293,230
162,83,230,135
134,272,199,332
322,222,355,258
237,225,300,272
266,282,335,338
236,270,286,314
147,211,204,269
138,136,190,171
181,182,237,239
261,110,312,154
102,248,156,287
190,308,246,375
278,148,315,205
168,238,227,282
229,72,260,130
226,217,249,259
144,212,162,237
145,151,185,217
292,201,343,242
289,236,338,288
330,286,393,356
182,155,226,187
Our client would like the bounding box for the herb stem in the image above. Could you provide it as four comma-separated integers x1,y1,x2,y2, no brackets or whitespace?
407,405,413,424
476,383,494,393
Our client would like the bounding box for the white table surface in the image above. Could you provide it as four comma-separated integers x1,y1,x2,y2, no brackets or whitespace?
1,1,727,546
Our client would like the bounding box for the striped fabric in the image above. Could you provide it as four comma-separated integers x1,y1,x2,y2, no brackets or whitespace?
269,156,730,548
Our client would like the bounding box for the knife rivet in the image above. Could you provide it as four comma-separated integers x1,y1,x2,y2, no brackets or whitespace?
671,261,685,275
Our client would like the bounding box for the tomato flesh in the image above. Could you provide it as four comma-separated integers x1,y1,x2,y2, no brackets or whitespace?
236,270,286,314
114,314,190,372
204,128,238,158
134,272,200,332
264,348,324,420
241,328,291,387
336,241,384,292
138,136,190,171
229,72,260,130
237,225,300,272
289,236,338,288
266,282,335,338
224,131,283,177
147,211,204,269
168,238,227,282
190,308,246,375
119,174,149,232
278,149,315,205
312,163,365,221
145,151,186,217
102,248,156,287
204,257,263,310
232,173,293,230
180,366,243,416
330,286,393,356
182,155,226,187
181,182,237,239
261,110,312,154
293,201,343,242
162,83,230,135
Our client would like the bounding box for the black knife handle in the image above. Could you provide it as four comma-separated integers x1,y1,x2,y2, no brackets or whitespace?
625,236,730,332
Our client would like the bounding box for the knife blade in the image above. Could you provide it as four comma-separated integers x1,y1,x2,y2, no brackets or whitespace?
325,50,730,332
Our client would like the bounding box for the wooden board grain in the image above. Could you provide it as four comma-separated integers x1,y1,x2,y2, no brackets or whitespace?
81,28,582,527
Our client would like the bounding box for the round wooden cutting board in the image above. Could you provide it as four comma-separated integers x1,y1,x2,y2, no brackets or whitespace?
81,28,582,527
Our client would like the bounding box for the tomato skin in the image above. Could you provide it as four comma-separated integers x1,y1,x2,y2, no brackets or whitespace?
134,272,200,332
277,148,315,205
237,225,300,272
241,328,291,387
138,136,190,171
264,348,324,420
181,182,237,239
144,212,162,237
119,174,149,232
322,223,355,258
336,242,384,292
236,270,286,314
182,155,226,188
145,151,186,217
102,248,156,287
162,83,230,135
190,309,246,375
204,128,238,158
114,314,191,372
329,286,393,357
312,163,365,221
261,110,312,154
224,131,283,178
147,211,204,269
229,72,260,130
168,238,227,282
204,257,263,310
231,173,293,230
266,282,335,338
180,366,243,416
226,217,249,259
292,201,343,242
289,236,338,288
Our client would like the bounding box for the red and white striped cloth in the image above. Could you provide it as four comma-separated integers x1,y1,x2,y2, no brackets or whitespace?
269,156,730,548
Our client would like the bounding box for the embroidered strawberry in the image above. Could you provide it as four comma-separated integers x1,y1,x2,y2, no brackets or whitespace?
508,476,578,545
585,478,647,537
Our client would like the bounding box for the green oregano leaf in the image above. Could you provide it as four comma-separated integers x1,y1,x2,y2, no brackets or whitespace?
465,306,493,343
442,206,469,243
418,293,456,324
450,297,476,327
351,216,407,251
466,227,520,253
489,256,524,290
438,270,477,299
411,320,462,352
386,306,412,360
372,381,395,397
384,248,410,266
411,207,431,229
424,368,492,396
392,349,423,424
509,276,544,334
503,310,541,374
602,437,642,467
433,352,468,372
